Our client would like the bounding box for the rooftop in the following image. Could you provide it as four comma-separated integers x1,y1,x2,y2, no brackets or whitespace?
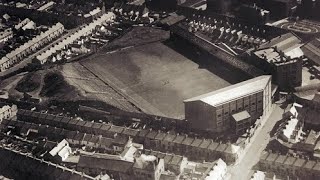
294,83,320,101
232,110,251,122
258,33,301,52
301,38,320,65
184,75,271,106
305,130,320,145
282,118,299,139
199,139,211,149
253,47,301,65
77,153,133,173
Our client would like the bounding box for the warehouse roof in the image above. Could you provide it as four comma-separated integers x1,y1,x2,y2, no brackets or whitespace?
184,75,271,106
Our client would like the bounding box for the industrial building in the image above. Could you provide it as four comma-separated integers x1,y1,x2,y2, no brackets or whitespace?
184,75,272,133
248,33,304,90
251,47,303,90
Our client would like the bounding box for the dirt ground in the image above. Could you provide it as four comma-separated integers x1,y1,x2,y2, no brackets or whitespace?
61,62,141,113
80,42,234,119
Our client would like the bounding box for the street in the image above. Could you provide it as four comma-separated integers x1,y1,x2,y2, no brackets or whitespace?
227,105,284,180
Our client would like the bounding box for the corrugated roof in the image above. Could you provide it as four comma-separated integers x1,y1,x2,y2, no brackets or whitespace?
184,75,271,106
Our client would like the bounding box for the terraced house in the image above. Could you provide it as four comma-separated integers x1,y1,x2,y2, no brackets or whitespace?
15,109,241,164
0,22,64,72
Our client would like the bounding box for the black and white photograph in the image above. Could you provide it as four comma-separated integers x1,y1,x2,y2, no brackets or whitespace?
0,0,320,179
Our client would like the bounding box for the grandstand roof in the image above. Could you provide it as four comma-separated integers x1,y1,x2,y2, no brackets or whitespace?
258,33,301,51
184,75,271,106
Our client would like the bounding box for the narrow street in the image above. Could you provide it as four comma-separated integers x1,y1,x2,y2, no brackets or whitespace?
227,105,284,180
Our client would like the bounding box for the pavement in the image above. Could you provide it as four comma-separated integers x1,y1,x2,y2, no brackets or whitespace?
227,104,284,180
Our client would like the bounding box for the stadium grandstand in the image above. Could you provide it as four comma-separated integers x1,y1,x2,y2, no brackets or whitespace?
170,13,285,77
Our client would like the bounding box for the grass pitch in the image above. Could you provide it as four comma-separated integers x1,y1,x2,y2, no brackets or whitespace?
80,41,241,119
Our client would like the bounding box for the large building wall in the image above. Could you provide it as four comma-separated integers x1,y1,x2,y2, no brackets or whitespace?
214,91,264,132
273,59,303,90
263,77,272,118
250,53,302,90
185,77,272,133
185,101,216,132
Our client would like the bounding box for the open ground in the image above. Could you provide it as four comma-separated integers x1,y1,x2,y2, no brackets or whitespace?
79,40,248,119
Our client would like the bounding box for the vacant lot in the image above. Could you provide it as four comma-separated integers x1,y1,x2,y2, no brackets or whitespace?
81,42,235,119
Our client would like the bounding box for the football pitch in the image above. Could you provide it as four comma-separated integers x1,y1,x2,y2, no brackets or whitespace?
80,42,241,119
